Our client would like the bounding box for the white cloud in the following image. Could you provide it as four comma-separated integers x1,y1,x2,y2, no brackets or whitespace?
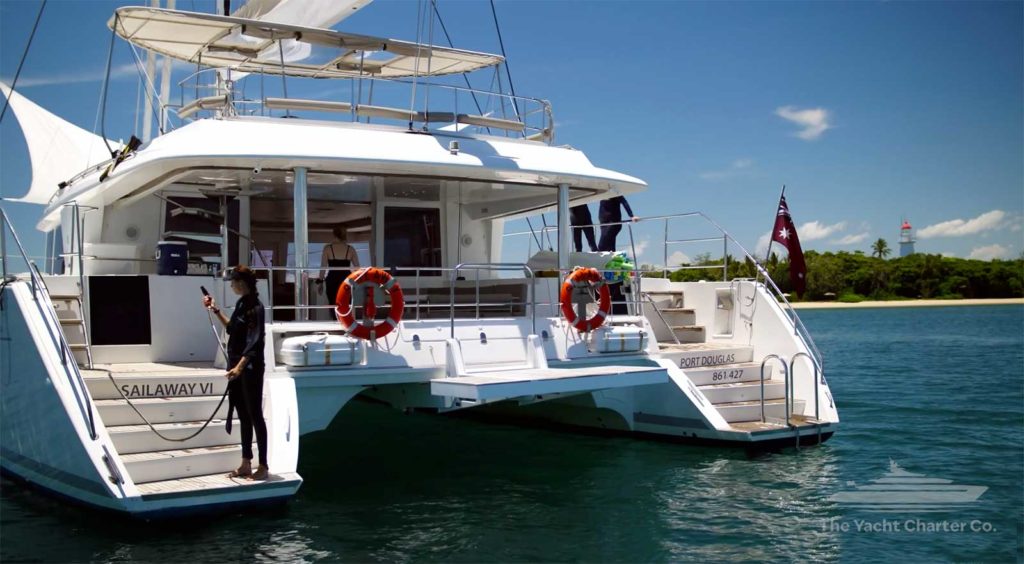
918,210,1007,239
631,238,650,260
7,63,137,88
755,232,772,257
6,59,195,88
968,244,1011,260
699,158,755,181
666,251,691,266
833,232,869,245
799,220,847,241
940,251,957,258
775,106,832,140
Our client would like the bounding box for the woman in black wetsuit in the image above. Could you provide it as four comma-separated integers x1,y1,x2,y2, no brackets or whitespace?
319,226,360,305
202,266,269,481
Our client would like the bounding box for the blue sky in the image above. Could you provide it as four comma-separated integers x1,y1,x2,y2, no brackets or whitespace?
2,0,1022,266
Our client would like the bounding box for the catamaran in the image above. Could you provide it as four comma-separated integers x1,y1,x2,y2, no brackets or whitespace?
0,1,837,518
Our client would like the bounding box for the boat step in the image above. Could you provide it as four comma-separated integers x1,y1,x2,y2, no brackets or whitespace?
95,396,229,426
432,364,667,402
659,343,754,368
716,398,807,423
83,371,227,400
697,380,786,404
121,444,242,484
671,325,705,343
47,294,82,301
655,307,696,326
134,471,302,498
58,317,84,325
107,420,238,455
684,362,771,386
646,290,684,308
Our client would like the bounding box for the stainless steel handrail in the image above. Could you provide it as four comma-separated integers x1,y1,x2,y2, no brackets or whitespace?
759,354,789,425
789,351,820,422
0,207,98,440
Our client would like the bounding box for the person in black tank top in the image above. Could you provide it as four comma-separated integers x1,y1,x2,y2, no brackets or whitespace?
320,226,360,306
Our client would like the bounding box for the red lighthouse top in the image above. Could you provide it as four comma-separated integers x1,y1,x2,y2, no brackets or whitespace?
901,220,912,230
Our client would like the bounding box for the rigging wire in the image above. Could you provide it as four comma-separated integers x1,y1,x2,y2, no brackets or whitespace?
98,16,119,156
488,0,520,119
430,0,490,133
0,0,47,124
408,0,426,130
125,39,166,136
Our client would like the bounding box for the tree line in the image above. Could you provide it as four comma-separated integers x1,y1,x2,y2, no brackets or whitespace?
647,247,1024,301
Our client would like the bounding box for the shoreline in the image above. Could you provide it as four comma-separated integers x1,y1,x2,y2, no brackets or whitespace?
789,298,1024,310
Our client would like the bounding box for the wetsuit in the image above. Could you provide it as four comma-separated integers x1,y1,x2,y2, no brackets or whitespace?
598,196,635,252
598,196,635,314
226,294,267,467
570,204,597,253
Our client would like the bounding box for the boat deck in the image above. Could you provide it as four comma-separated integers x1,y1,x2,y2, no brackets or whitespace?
135,471,302,496
81,362,222,378
730,414,825,433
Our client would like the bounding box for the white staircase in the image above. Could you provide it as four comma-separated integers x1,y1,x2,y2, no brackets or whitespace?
645,290,705,343
82,363,301,502
44,276,93,367
666,344,806,426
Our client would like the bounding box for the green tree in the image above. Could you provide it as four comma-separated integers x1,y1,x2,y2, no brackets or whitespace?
871,238,891,259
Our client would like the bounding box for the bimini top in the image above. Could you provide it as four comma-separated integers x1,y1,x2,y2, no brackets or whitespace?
108,7,504,78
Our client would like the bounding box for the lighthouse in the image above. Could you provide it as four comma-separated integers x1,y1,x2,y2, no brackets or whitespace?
899,219,916,257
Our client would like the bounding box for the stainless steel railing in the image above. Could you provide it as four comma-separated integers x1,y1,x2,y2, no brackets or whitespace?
0,207,98,441
171,73,555,143
505,210,824,373
450,263,534,337
249,264,647,337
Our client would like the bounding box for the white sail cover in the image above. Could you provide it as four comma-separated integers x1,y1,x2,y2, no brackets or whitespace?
0,83,115,205
110,7,503,79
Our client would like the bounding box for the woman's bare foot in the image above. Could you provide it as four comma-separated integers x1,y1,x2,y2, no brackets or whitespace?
229,459,252,478
249,465,269,481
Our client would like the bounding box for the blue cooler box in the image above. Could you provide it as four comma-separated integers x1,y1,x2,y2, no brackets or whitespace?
156,241,188,275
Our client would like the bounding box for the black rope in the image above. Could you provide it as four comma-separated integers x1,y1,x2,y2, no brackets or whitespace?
95,309,232,443
0,0,46,124
488,0,520,118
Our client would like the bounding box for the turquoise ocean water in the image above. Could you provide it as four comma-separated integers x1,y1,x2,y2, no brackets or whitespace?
2,305,1022,562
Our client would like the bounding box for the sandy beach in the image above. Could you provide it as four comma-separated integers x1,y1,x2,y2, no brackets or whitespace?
790,298,1024,309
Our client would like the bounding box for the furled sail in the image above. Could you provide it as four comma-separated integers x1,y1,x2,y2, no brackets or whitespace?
0,82,116,204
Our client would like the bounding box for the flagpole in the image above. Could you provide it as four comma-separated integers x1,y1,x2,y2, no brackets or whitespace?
764,185,786,263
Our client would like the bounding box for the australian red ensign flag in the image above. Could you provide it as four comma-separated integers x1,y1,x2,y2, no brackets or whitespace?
771,195,806,297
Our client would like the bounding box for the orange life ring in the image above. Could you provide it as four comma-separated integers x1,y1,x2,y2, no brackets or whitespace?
335,267,405,340
560,267,611,332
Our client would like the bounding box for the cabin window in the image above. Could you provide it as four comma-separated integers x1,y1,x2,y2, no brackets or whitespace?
383,207,441,273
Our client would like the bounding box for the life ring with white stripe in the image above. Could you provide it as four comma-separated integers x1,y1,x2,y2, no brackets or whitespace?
335,267,404,340
560,267,611,332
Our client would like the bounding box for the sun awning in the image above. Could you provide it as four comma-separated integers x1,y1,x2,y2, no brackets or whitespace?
108,7,504,79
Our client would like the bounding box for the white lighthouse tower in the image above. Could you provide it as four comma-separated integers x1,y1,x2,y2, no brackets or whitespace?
899,218,916,257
